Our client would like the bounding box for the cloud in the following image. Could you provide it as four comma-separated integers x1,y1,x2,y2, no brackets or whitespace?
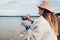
0,9,20,15
0,0,19,5
52,6,60,13
0,0,39,16
0,0,59,16
0,0,10,5
57,0,60,1
0,8,21,15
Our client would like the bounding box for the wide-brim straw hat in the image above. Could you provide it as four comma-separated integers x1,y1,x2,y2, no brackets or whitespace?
38,1,52,12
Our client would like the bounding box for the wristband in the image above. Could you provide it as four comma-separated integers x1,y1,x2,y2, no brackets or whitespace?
25,25,30,30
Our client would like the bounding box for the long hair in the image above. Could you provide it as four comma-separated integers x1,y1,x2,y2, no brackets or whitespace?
42,9,58,35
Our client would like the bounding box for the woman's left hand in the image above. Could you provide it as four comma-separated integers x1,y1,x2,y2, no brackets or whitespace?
23,22,28,27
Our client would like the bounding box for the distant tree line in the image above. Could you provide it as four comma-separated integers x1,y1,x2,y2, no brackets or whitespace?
0,13,60,17
55,13,60,17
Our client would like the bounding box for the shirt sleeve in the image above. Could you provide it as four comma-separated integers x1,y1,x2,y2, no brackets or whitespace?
31,21,49,40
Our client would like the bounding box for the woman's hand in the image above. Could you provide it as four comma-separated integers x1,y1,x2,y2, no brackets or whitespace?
23,22,28,27
25,14,32,22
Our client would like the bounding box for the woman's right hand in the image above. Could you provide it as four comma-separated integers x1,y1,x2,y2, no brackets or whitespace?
25,14,32,22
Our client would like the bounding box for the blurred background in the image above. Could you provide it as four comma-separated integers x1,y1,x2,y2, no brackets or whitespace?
0,0,60,40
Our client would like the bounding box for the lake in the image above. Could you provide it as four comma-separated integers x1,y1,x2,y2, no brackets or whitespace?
0,16,60,40
0,16,38,40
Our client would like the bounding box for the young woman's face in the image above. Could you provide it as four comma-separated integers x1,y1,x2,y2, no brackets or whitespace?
38,7,44,15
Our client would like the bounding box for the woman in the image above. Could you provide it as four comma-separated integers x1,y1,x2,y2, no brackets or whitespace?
23,1,58,40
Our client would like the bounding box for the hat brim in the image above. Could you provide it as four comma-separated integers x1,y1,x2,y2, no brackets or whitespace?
37,6,51,12
37,6,43,9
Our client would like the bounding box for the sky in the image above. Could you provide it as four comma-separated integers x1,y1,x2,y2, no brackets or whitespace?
0,0,60,16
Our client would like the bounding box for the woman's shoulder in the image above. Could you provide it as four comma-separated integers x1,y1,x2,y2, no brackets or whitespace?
34,15,47,23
